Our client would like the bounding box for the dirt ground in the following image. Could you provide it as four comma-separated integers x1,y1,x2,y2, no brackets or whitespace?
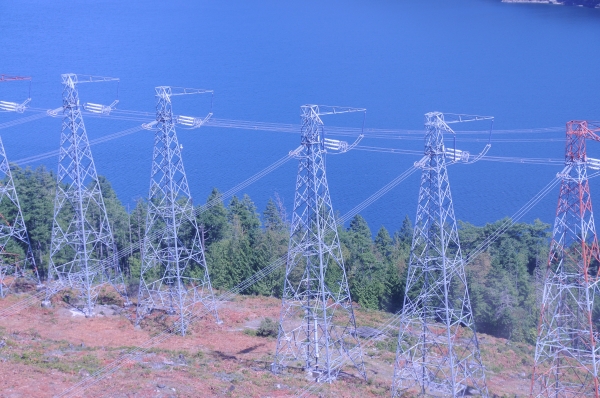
0,291,534,397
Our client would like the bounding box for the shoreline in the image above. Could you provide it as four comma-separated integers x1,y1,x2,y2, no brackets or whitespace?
502,0,560,3
501,0,600,7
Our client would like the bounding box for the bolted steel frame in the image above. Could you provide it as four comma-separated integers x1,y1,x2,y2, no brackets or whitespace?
0,136,40,297
135,86,220,336
45,73,129,316
392,112,488,397
272,104,367,383
530,120,600,397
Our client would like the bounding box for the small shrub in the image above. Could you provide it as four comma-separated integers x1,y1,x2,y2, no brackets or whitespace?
256,318,278,338
243,328,256,337
98,291,120,305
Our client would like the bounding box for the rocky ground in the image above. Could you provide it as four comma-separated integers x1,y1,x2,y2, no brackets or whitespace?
0,290,535,397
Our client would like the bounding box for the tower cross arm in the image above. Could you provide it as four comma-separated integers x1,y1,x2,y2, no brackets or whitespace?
582,121,600,142
0,75,31,82
440,113,494,124
301,104,366,117
155,86,213,98
61,74,119,85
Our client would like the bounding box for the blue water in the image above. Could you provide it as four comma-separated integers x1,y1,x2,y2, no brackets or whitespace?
1,0,599,233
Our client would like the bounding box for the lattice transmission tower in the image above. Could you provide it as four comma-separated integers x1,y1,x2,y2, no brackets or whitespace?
530,120,600,397
392,112,490,397
45,74,128,316
0,75,39,296
135,86,220,336
272,105,367,383
0,137,40,297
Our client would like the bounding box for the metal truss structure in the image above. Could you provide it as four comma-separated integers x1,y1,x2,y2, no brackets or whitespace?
0,75,31,113
0,137,40,296
531,120,600,397
136,86,220,336
0,75,30,82
272,105,367,383
45,74,128,316
0,75,39,296
392,112,490,397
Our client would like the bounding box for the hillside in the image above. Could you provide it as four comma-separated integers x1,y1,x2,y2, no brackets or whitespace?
0,291,536,397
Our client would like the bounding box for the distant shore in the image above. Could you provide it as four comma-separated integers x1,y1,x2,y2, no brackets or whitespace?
502,0,600,7
502,0,560,3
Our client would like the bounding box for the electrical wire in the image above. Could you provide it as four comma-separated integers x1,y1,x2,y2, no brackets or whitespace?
110,149,297,262
13,106,565,141
57,163,419,398
0,111,48,130
353,145,565,166
293,175,562,398
0,149,296,320
0,290,46,318
13,125,145,166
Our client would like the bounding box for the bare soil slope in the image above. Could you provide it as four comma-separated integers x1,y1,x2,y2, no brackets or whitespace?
0,292,533,397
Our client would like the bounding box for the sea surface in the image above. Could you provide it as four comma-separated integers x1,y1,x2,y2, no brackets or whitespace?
0,0,599,235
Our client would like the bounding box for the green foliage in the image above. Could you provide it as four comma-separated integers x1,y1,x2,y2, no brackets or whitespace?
243,328,257,337
460,218,550,343
126,198,146,281
7,166,553,343
256,317,278,338
206,194,288,297
341,215,408,312
197,188,229,247
11,165,57,278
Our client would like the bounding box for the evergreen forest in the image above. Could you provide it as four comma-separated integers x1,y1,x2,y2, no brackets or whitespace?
5,165,552,345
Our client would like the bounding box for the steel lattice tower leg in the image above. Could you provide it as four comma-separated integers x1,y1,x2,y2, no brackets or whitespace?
530,121,600,397
0,136,40,297
45,73,128,316
392,112,487,397
135,86,220,336
272,105,366,383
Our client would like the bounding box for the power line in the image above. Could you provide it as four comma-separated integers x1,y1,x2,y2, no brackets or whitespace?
0,112,48,130
44,73,129,315
135,86,221,335
353,145,565,166
57,161,419,398
8,106,565,139
294,174,562,398
392,112,488,396
0,149,296,320
273,104,367,383
531,120,600,397
13,125,144,166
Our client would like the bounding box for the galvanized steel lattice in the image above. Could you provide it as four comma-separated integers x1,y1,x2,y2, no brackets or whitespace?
46,74,129,316
0,137,39,297
272,104,366,383
392,112,488,397
531,120,600,397
135,86,220,336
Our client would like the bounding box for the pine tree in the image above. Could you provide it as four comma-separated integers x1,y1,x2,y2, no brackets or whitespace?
344,215,386,310
11,166,56,279
197,188,229,247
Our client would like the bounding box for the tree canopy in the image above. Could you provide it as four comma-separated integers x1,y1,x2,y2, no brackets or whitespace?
7,164,554,343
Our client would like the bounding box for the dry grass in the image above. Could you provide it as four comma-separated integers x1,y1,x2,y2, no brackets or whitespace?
0,292,534,397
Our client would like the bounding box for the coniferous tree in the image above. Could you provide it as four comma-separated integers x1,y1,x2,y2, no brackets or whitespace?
1,165,560,343
11,166,56,278
343,215,386,310
197,188,229,248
